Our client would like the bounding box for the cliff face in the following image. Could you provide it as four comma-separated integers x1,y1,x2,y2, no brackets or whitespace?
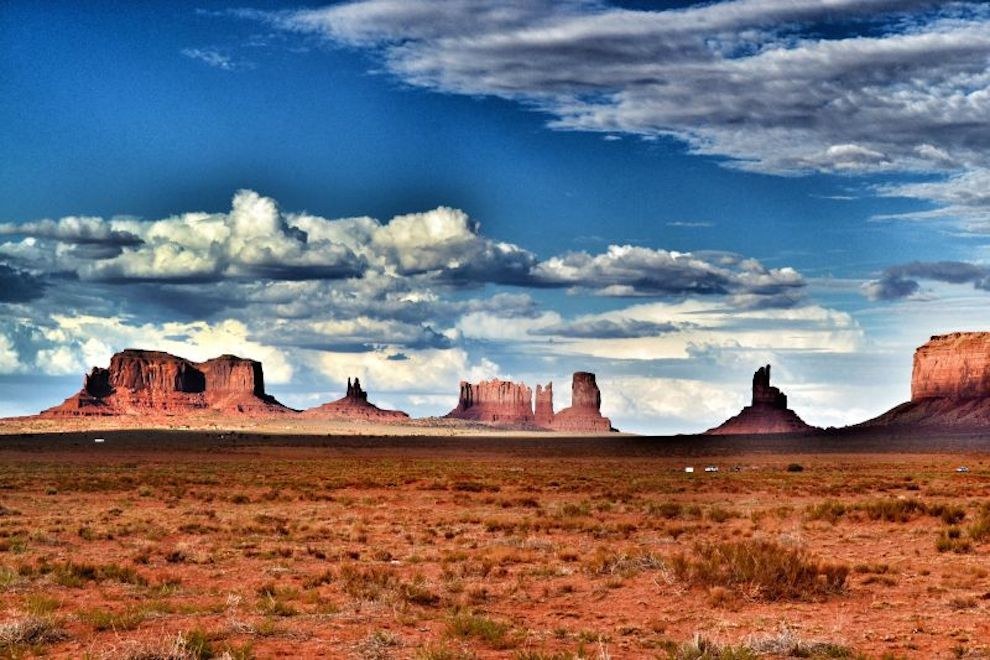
445,373,615,431
549,372,613,432
862,332,990,428
446,379,535,424
706,365,815,435
911,332,990,400
41,349,291,417
535,383,554,427
303,377,409,421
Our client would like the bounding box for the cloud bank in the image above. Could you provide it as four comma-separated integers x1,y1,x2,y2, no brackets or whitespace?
247,0,990,227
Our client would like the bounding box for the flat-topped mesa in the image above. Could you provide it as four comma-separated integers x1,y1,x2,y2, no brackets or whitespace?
861,332,990,429
40,348,291,417
912,332,990,401
548,372,613,433
446,379,535,424
706,365,815,435
303,377,409,421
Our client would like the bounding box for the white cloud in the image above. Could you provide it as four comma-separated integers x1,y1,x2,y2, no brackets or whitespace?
531,245,805,298
0,333,23,374
257,0,990,224
181,48,251,71
34,316,293,383
315,347,497,393
599,376,744,433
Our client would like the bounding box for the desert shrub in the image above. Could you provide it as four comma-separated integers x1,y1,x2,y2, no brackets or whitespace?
671,540,847,601
649,502,685,519
81,607,146,631
806,500,847,524
48,561,146,587
859,498,926,523
446,610,517,650
0,616,68,650
400,575,441,606
416,642,476,660
707,506,740,523
664,634,758,659
584,548,664,578
339,564,398,601
926,503,966,525
936,527,973,554
967,505,990,542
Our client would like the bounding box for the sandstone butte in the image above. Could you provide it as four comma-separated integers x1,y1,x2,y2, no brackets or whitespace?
301,377,409,421
40,349,292,417
705,364,816,435
446,372,614,432
861,332,990,428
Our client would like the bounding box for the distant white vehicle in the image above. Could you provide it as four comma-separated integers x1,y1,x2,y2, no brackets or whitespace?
94,438,105,443
684,466,695,473
956,466,969,473
705,466,719,473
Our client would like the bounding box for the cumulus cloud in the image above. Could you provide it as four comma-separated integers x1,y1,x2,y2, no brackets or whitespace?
34,315,294,382
0,264,46,303
2,191,807,306
530,246,804,300
251,0,990,223
315,346,498,393
863,260,990,301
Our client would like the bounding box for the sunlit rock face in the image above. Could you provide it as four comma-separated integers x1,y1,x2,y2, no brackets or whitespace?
912,333,990,401
40,349,292,417
548,372,613,433
302,377,409,421
863,333,990,429
446,379,535,424
706,365,815,435
446,373,615,432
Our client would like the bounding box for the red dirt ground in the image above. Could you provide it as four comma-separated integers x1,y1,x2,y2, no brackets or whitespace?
0,430,989,658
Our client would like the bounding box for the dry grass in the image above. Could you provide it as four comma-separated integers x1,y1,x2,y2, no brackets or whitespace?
0,442,987,656
671,540,848,601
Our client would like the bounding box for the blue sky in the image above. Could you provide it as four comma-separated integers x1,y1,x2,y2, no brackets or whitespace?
2,0,990,432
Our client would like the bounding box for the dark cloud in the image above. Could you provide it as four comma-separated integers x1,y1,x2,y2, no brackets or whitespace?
528,246,805,299
863,260,990,301
0,219,143,246
0,264,46,303
530,318,679,339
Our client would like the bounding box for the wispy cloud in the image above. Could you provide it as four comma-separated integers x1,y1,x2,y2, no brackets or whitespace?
181,47,251,71
244,0,990,226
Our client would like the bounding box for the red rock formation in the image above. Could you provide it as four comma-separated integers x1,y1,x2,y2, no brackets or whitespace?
862,332,990,428
535,383,554,427
706,365,815,435
303,377,409,421
41,349,291,417
549,372,613,433
446,379,534,424
912,332,990,400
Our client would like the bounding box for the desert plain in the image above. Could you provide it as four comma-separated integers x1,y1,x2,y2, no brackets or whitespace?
1,427,989,659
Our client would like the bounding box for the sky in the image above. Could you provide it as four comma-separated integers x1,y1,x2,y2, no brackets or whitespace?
1,0,990,433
